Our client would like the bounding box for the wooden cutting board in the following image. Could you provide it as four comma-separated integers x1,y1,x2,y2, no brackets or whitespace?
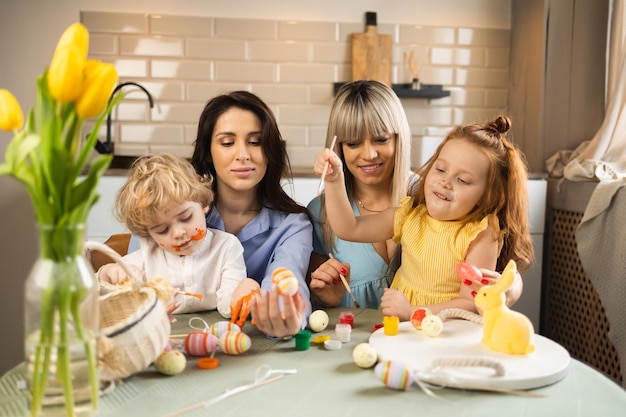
351,12,392,86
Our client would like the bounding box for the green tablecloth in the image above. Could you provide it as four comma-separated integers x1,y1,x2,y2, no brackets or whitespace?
1,308,625,417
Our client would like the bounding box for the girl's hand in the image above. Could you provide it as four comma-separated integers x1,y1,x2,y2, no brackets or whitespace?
313,148,342,183
310,258,351,307
250,285,306,339
380,288,412,321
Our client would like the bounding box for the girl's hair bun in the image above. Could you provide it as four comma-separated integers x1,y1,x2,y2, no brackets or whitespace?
491,115,511,135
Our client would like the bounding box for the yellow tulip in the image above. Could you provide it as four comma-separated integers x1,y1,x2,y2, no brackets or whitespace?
75,61,118,119
47,45,85,104
0,89,24,131
54,22,89,60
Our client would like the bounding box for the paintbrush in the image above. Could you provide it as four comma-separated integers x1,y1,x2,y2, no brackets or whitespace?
175,290,203,301
329,253,360,308
317,135,337,196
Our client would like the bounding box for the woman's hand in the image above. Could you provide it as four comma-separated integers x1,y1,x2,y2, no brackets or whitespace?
380,288,412,321
250,285,306,339
462,267,523,308
310,258,350,307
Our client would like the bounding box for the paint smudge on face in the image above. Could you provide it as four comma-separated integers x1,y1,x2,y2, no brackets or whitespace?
191,228,206,241
171,228,207,252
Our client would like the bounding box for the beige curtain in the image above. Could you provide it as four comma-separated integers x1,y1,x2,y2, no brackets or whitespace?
564,0,626,186
569,0,626,388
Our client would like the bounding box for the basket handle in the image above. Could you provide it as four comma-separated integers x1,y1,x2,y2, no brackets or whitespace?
85,240,141,283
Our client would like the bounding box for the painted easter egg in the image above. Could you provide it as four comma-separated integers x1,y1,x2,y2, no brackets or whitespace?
209,321,241,338
352,343,378,368
184,331,219,356
422,315,444,337
308,309,329,332
456,262,482,282
272,267,300,296
219,330,251,355
410,307,432,330
154,350,187,375
374,360,415,391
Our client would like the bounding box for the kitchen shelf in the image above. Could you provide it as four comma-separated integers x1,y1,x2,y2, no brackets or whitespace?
333,82,450,99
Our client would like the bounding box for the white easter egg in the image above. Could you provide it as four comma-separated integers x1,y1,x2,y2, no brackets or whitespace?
422,315,444,337
154,350,187,375
352,343,378,368
374,360,414,390
308,310,329,332
272,267,300,296
209,321,241,338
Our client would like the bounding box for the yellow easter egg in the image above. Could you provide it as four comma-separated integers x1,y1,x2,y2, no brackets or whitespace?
219,330,251,355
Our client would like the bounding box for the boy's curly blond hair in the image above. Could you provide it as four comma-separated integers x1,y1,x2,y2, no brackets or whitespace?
115,153,214,238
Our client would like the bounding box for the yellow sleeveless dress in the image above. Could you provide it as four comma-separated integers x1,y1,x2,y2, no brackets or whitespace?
390,196,500,306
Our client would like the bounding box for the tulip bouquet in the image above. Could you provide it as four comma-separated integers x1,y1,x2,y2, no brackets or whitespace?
0,22,120,417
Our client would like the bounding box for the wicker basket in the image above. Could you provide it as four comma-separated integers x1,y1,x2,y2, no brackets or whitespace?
85,241,171,382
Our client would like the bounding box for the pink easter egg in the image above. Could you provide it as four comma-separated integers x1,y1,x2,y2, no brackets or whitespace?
183,332,219,356
209,321,241,338
218,330,251,355
374,360,415,391
456,262,482,282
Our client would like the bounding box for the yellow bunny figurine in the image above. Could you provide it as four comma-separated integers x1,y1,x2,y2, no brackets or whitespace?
474,260,535,355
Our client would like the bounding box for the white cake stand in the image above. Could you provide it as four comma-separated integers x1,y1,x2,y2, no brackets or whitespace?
369,320,570,391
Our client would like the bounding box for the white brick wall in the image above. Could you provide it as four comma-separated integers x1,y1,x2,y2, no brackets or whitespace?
82,11,511,170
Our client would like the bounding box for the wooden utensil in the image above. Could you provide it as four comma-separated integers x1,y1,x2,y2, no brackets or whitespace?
351,11,392,86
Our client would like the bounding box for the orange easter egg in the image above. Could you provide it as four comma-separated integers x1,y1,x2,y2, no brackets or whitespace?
410,307,432,330
218,331,251,355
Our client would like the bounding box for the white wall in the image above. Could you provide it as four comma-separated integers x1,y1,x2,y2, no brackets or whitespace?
0,0,510,374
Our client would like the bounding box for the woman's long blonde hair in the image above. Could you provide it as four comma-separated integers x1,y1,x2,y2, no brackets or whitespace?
319,80,412,250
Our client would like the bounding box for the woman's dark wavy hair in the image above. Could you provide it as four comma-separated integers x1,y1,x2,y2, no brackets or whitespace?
191,91,307,215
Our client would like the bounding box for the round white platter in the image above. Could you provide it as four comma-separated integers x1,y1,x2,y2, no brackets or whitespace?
369,320,570,391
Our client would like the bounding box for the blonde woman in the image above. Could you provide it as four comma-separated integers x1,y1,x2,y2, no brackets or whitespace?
308,80,412,309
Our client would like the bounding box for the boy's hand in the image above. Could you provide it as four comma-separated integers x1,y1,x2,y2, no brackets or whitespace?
230,278,261,327
97,263,140,284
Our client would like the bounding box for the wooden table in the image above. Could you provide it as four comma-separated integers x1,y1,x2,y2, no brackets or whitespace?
1,308,625,417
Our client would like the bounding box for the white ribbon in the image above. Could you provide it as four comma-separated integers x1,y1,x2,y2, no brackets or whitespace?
162,365,297,417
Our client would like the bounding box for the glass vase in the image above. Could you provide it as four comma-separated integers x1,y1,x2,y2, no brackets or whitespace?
24,224,99,417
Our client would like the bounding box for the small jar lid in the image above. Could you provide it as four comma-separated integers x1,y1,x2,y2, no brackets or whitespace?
198,357,219,369
313,335,331,344
324,340,342,350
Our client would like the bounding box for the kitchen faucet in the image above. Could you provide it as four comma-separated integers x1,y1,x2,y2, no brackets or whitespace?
94,82,155,154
